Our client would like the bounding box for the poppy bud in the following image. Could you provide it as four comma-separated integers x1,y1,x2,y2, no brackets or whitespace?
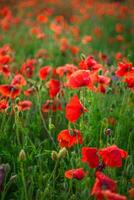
10,175,17,183
14,105,19,112
58,147,68,159
15,97,20,104
80,53,86,60
51,151,58,160
19,149,26,161
98,69,103,75
106,87,112,94
5,106,12,114
38,58,43,65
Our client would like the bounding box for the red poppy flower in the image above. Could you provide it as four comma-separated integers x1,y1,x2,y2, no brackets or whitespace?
69,46,79,55
21,59,36,78
39,66,51,80
0,65,10,78
42,99,62,112
30,27,45,40
99,145,128,168
11,74,27,87
81,147,99,168
115,61,134,77
115,52,123,61
60,38,69,53
0,54,10,65
102,190,127,200
65,168,87,180
17,100,32,111
36,15,48,23
24,87,35,96
95,75,111,93
47,79,60,98
0,84,21,99
79,56,97,70
125,76,134,89
56,64,78,77
65,95,87,123
82,35,92,44
57,129,83,148
0,99,8,111
91,172,117,200
66,70,91,89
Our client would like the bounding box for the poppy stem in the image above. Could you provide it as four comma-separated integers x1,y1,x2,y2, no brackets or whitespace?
20,162,28,200
14,113,21,146
35,88,56,147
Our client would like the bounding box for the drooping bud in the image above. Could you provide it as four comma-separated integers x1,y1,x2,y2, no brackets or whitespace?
10,175,17,183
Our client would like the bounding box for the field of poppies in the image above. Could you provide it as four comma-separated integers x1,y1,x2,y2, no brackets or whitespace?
0,0,134,199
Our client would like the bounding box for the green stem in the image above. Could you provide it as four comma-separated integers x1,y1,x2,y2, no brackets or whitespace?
21,162,28,200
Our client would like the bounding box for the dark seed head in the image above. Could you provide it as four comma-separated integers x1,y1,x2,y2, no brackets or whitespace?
104,128,112,136
96,162,105,172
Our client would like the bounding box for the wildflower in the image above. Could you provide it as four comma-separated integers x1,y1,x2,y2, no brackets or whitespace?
0,84,21,98
17,100,32,111
0,99,8,111
57,129,83,148
11,74,27,87
56,64,78,77
39,66,51,80
91,172,117,200
42,99,62,112
65,95,87,123
65,168,87,180
81,147,99,168
102,190,127,200
99,145,128,168
47,79,60,98
66,70,91,89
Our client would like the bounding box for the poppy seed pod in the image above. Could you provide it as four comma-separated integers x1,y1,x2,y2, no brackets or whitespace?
58,147,68,159
19,149,26,161
104,128,112,136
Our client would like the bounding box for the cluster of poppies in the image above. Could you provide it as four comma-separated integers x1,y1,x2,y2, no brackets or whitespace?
0,0,134,199
0,40,133,199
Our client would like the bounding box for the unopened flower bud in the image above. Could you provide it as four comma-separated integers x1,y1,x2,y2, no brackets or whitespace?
58,147,68,159
10,175,17,183
51,151,58,160
15,97,20,104
19,149,26,161
5,106,12,114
